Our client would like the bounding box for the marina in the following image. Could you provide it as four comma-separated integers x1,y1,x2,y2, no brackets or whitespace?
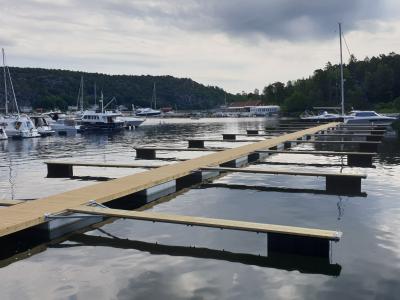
0,117,399,298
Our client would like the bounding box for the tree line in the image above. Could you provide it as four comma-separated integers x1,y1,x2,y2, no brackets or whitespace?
255,52,400,114
1,67,234,111
2,52,399,113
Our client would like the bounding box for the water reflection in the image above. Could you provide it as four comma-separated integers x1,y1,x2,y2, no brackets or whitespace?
0,118,400,299
61,232,341,277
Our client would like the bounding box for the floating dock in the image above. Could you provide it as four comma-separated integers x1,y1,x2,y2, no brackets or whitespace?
2,121,377,258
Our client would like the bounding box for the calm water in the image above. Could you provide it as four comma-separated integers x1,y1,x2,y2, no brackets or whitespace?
1,118,400,300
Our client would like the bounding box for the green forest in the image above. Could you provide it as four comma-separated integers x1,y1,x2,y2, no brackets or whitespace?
258,52,400,113
1,67,232,111
1,52,400,113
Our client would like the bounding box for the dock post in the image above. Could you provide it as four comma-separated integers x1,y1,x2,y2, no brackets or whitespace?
359,142,378,152
372,130,385,135
135,148,156,160
347,154,373,167
46,163,73,178
284,141,292,149
366,135,382,142
325,175,362,194
222,134,236,141
248,152,260,163
247,129,259,135
268,233,330,257
176,171,203,190
188,140,205,149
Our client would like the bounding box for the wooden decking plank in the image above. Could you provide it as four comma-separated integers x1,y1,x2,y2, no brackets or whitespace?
69,206,342,241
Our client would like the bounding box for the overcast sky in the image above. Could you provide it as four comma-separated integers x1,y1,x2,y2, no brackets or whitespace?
1,0,400,93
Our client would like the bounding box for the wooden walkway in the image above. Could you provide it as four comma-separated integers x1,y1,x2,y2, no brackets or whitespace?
70,206,341,241
0,122,338,238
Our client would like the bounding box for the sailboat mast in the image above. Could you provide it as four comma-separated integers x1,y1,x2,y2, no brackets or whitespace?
2,48,8,115
153,82,157,109
80,76,84,112
339,22,345,116
100,90,104,113
94,82,97,108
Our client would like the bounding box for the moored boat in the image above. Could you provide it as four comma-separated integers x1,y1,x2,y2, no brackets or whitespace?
1,49,40,138
1,114,40,138
80,110,125,131
30,115,55,136
343,111,396,126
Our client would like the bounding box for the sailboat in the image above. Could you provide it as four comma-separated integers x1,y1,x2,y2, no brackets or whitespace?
135,82,161,116
300,24,346,122
0,48,40,139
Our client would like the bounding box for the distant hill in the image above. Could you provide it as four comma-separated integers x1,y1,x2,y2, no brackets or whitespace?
0,67,235,111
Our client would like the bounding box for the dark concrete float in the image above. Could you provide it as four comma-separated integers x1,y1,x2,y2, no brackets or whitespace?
201,166,366,194
69,205,342,257
135,147,226,159
188,138,265,148
311,133,383,141
255,150,376,167
286,140,381,152
45,161,168,178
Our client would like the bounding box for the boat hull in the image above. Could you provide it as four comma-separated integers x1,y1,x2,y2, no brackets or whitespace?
80,122,125,131
344,118,396,126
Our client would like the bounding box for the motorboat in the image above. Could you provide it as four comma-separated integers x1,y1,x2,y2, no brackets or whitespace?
44,112,82,134
135,107,161,116
343,111,396,125
30,115,55,136
300,110,343,122
50,118,82,135
1,114,40,138
80,110,125,131
117,116,145,128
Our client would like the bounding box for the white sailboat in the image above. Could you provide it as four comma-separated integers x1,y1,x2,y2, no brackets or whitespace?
135,82,161,116
1,48,40,139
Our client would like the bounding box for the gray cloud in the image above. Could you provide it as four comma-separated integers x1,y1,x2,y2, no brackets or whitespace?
88,0,389,41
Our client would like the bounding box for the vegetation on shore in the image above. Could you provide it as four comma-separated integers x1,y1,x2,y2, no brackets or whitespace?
1,67,235,111
1,52,400,113
257,52,400,113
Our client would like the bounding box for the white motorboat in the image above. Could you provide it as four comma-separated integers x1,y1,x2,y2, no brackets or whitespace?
44,112,82,134
117,116,145,128
79,92,125,131
344,111,396,126
135,107,161,116
30,116,55,136
300,110,343,121
1,114,40,138
50,118,82,135
80,110,125,131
